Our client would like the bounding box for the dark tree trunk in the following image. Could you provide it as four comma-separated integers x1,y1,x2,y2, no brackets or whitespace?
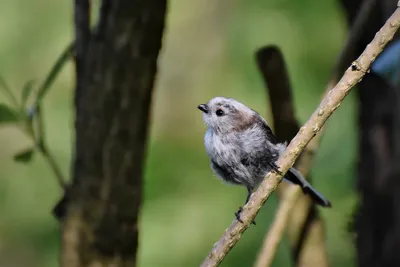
59,1,167,267
339,1,400,267
356,72,400,267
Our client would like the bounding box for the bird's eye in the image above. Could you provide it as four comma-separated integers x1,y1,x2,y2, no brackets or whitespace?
216,109,225,116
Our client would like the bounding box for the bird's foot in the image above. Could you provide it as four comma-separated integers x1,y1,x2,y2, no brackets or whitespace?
271,163,283,175
235,207,256,225
235,207,244,223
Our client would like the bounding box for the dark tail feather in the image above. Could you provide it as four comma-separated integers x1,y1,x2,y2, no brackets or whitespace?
285,168,332,207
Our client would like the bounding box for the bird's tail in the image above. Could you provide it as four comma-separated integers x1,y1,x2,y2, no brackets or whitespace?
284,167,331,207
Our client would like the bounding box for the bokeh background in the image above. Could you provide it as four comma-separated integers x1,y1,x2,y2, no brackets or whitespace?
0,0,358,266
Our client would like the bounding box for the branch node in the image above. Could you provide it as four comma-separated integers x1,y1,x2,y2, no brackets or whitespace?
351,61,370,73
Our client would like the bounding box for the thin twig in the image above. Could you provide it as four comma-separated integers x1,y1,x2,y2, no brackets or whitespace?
253,0,379,266
14,104,67,189
35,105,66,189
200,5,400,266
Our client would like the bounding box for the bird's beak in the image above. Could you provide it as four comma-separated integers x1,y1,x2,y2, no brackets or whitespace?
197,104,209,114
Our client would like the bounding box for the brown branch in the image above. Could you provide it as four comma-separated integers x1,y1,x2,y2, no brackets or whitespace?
253,0,379,265
200,4,400,266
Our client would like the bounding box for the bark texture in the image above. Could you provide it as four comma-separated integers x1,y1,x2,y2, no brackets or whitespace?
60,1,167,267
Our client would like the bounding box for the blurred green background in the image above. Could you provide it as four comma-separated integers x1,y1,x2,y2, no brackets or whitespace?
0,0,358,266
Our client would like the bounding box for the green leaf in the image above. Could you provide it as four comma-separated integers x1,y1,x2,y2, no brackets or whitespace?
0,103,20,124
36,43,74,103
14,148,35,163
0,75,19,107
21,80,35,108
0,75,10,92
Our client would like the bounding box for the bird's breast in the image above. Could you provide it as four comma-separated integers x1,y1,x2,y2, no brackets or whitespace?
204,130,240,163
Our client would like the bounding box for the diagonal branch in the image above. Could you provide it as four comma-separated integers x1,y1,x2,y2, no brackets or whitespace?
200,4,400,266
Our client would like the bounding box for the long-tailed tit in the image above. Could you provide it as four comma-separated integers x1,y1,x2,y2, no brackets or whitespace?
197,97,331,223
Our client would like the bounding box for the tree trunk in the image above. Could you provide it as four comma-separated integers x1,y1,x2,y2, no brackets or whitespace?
339,1,400,266
60,1,167,267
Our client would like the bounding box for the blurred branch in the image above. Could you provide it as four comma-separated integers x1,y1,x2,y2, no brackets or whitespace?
200,5,400,266
339,0,400,266
253,47,328,267
252,1,380,266
255,46,299,140
334,0,378,80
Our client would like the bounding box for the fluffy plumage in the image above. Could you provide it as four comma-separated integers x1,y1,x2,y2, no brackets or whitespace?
198,97,331,222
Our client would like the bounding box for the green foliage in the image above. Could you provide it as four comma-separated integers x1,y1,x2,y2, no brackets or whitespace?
0,75,11,95
0,75,19,107
0,43,73,154
14,148,35,163
0,103,20,124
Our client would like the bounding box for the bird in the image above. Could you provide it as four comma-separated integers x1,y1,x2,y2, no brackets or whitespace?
197,96,331,223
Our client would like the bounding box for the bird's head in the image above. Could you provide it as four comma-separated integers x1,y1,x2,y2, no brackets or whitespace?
197,97,256,134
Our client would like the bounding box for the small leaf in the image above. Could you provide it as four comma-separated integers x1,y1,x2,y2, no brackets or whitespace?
36,43,74,103
0,75,19,107
0,103,20,124
14,148,35,163
21,80,35,108
0,75,10,92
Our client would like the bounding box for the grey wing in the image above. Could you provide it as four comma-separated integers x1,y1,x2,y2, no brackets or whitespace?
239,122,280,180
211,160,241,185
254,113,278,144
244,114,280,158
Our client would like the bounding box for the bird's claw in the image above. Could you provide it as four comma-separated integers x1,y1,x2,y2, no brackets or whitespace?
271,163,283,175
235,206,256,225
235,207,244,223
